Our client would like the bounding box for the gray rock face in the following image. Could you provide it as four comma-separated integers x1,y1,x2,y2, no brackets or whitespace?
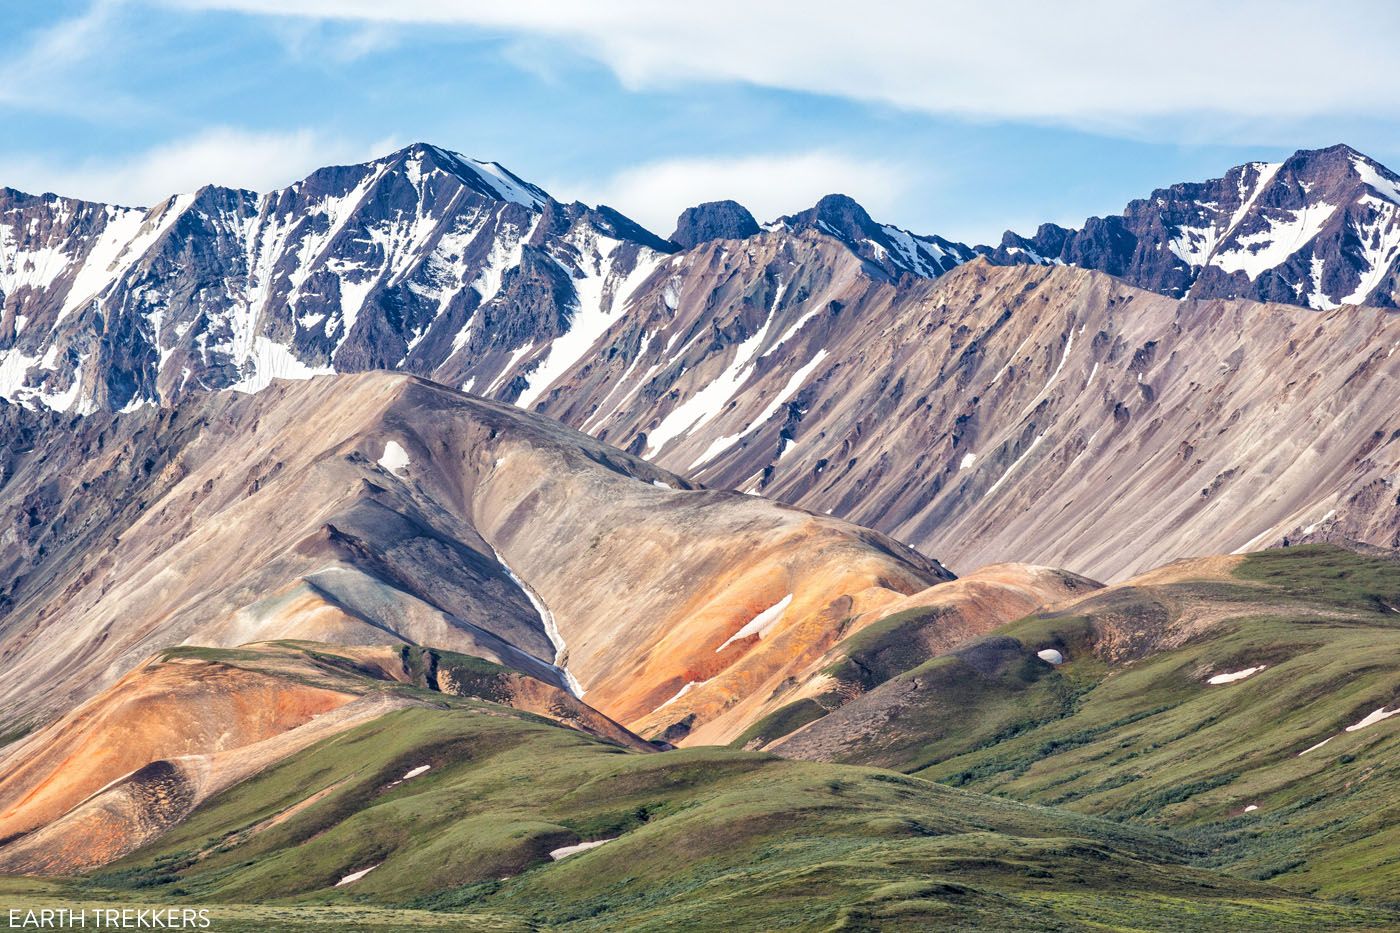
668,200,760,248
8,142,1400,585
0,145,984,416
989,144,1400,309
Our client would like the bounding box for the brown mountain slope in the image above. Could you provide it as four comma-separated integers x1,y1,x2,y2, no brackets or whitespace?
0,371,948,747
532,252,1400,580
660,562,1098,747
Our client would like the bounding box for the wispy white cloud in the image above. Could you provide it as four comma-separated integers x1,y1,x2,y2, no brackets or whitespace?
557,151,915,233
263,16,401,64
153,0,1400,135
0,127,398,204
0,0,145,119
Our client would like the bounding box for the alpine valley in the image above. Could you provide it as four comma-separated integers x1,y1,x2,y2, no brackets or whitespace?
2,142,1400,931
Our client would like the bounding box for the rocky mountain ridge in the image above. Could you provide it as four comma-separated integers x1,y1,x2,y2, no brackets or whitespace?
6,143,1400,583
991,143,1400,309
9,142,1396,423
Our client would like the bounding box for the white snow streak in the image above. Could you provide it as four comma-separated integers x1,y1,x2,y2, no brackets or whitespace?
549,838,615,860
1346,706,1400,732
487,542,584,697
335,864,380,886
1207,666,1264,685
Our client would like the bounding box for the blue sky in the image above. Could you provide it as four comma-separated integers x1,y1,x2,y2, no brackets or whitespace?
4,1,1400,244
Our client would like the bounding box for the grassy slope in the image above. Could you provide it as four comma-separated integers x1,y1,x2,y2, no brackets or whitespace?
783,546,1400,905
4,703,1387,931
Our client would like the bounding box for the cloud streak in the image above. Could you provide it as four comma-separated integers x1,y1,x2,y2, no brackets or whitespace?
154,0,1400,135
0,127,397,205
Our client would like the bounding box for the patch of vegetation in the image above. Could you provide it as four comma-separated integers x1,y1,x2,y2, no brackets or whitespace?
822,605,952,690
49,703,1397,931
728,697,829,748
1236,544,1400,613
804,545,1400,905
0,723,33,748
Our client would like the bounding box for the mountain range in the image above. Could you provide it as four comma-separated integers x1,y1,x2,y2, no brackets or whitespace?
3,142,1400,929
4,142,1400,581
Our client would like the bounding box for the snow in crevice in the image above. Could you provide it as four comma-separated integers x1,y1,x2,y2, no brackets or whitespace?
515,245,664,409
644,285,786,457
1212,201,1337,279
1346,706,1400,732
688,350,828,471
384,764,431,788
982,433,1045,500
549,838,615,860
1338,195,1400,306
1224,162,1284,242
229,336,334,394
1352,155,1400,205
487,541,583,697
656,676,712,711
335,864,380,886
1302,508,1337,535
1298,736,1333,756
1298,703,1399,757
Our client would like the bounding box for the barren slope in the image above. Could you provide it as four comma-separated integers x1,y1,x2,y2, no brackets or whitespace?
534,254,1400,579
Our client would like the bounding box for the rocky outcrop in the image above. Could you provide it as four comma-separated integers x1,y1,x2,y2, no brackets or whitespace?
774,193,975,279
668,200,760,248
0,143,675,412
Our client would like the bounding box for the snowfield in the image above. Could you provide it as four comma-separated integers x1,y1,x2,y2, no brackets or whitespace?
335,864,380,886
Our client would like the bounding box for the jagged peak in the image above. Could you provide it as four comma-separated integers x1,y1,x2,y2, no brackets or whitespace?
777,193,877,239
377,142,551,209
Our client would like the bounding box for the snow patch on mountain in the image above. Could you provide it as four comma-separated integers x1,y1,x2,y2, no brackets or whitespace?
378,441,411,476
516,247,663,408
1207,666,1264,685
716,594,793,652
1212,203,1337,278
230,336,334,394
645,294,781,457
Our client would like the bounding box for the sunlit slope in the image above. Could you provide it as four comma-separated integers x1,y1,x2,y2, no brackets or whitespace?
770,545,1400,902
